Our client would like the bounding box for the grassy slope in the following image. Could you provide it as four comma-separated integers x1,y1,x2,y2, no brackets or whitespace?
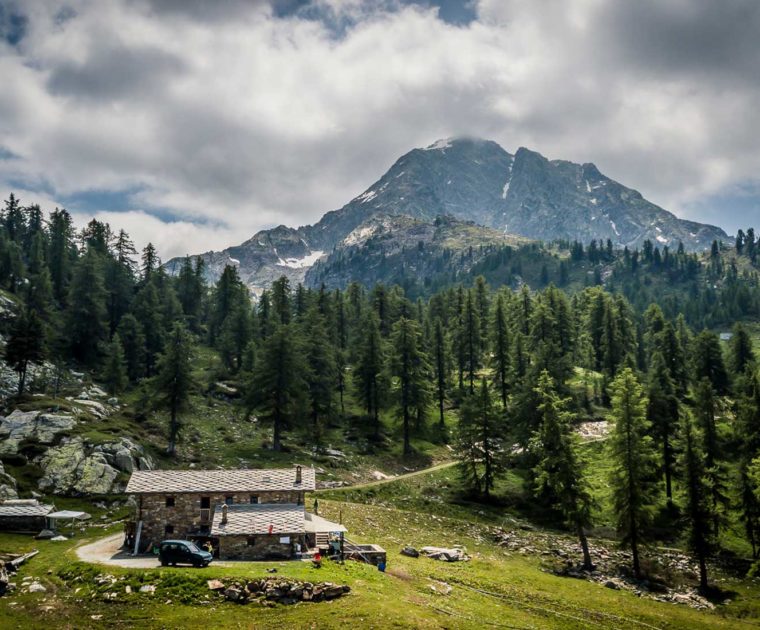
2,495,760,629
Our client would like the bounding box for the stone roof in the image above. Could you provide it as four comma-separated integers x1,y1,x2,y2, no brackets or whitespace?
210,503,305,536
0,501,54,517
125,467,315,494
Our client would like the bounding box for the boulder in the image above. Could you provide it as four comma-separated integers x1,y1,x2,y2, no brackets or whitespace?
139,585,155,594
207,579,225,591
35,529,56,540
28,582,47,593
0,460,18,499
73,400,108,419
0,410,76,455
419,546,470,562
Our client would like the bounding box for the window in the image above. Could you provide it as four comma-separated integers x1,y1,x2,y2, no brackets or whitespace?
247,537,256,546
164,524,174,535
224,496,234,506
200,497,210,509
165,496,175,508
249,495,259,504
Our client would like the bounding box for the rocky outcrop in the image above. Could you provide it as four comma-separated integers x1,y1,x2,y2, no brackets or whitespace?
0,460,18,499
0,410,76,455
36,437,154,496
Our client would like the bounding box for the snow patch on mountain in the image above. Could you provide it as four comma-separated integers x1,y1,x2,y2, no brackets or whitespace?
277,250,324,269
423,138,453,151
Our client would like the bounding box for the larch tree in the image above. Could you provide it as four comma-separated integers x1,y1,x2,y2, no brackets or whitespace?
5,307,45,395
354,311,387,439
490,292,511,407
608,368,658,579
154,323,195,456
647,351,679,506
248,324,306,452
677,410,716,593
532,370,595,569
103,333,128,395
432,318,449,432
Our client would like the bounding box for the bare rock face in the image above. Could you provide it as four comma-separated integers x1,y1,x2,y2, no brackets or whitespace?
36,436,153,496
0,460,18,500
0,410,76,455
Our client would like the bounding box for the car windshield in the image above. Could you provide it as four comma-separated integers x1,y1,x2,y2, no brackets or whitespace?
185,543,200,553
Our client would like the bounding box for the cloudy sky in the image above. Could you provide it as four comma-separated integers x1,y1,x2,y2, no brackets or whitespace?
1,0,758,259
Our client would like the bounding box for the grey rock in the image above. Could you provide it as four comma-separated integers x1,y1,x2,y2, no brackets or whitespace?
0,410,76,455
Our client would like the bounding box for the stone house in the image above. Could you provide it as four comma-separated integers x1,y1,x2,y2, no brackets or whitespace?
125,466,346,560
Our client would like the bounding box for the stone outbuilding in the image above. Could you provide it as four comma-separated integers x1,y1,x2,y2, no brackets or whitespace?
0,499,54,533
125,466,346,560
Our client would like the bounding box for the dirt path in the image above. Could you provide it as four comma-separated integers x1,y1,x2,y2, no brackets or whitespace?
318,460,457,493
75,533,162,568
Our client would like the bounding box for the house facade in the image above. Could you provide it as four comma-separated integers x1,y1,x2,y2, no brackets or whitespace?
125,466,345,560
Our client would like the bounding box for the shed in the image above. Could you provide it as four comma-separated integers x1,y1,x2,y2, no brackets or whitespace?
47,510,91,534
0,500,55,533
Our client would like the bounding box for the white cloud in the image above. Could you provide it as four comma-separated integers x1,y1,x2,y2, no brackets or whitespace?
0,0,758,258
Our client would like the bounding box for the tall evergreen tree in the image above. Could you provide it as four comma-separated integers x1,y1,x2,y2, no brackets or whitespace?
456,379,504,498
692,330,730,395
248,324,306,451
390,317,430,455
490,293,510,406
302,306,337,444
432,318,449,431
66,249,108,365
116,314,147,382
533,371,594,569
154,323,194,455
5,308,45,395
354,311,387,439
608,368,658,579
103,334,128,395
647,351,679,505
677,411,716,592
729,322,755,377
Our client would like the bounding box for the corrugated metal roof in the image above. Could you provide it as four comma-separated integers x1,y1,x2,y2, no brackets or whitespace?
210,503,305,536
125,467,315,494
0,502,54,517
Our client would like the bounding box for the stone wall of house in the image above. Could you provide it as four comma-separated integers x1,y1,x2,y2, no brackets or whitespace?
219,534,299,561
136,490,304,545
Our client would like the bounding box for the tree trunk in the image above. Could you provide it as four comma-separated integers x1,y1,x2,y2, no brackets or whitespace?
273,409,282,451
167,407,178,455
631,531,641,579
17,361,27,396
664,435,673,505
403,406,411,455
698,552,708,593
577,524,592,570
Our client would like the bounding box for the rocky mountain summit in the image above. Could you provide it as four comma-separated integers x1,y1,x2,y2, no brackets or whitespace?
166,138,728,293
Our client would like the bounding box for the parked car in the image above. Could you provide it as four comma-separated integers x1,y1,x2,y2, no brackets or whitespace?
158,540,213,567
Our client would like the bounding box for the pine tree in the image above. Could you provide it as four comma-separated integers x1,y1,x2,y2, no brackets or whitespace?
693,378,728,536
432,318,449,431
5,308,45,395
729,322,755,377
47,208,76,304
248,324,306,451
456,379,504,498
141,243,159,282
302,305,337,445
532,370,594,569
458,290,480,394
103,334,128,395
131,279,165,374
390,317,430,455
608,368,658,578
736,370,760,557
677,410,716,592
270,276,292,325
647,352,679,505
692,330,730,395
66,249,108,365
153,323,194,455
354,311,387,439
490,293,510,406
116,314,147,382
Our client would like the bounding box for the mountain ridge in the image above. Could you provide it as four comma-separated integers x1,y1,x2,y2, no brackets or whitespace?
165,137,728,292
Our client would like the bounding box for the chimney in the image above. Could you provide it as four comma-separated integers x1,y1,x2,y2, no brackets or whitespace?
221,504,228,525
295,465,302,485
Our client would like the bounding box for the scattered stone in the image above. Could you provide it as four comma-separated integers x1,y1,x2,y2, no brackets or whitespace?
139,585,155,594
35,529,56,540
50,535,68,542
400,546,419,558
28,582,46,593
604,580,620,590
207,580,225,591
419,546,470,562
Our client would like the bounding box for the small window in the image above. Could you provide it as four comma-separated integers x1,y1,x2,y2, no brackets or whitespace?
165,496,175,508
249,495,259,504
200,497,210,509
225,496,234,506
164,524,174,535
247,537,256,546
